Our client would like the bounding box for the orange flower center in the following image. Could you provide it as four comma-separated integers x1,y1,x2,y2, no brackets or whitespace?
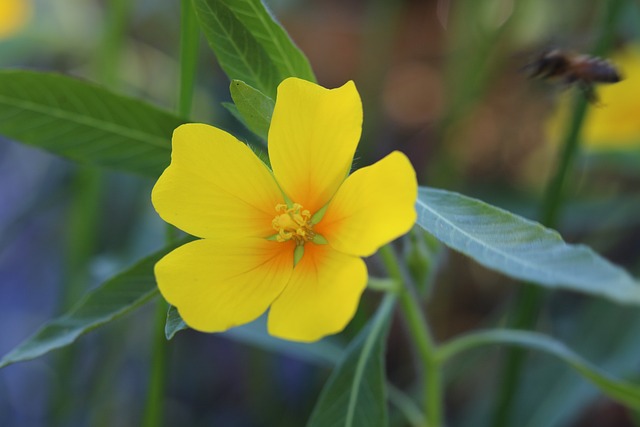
272,203,315,246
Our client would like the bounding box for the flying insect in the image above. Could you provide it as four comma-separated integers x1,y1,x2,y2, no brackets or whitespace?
525,49,622,102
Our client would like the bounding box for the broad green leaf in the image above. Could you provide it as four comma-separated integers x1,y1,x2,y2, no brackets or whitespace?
416,187,640,304
230,80,274,139
165,305,342,366
0,71,184,178
307,294,396,427
437,329,640,410
194,0,316,99
0,244,179,369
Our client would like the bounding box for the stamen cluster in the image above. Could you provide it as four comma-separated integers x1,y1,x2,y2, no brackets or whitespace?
272,203,315,245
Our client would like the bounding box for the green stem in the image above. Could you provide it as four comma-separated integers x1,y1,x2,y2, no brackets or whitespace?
98,0,131,87
142,300,169,427
491,1,626,425
50,0,130,424
51,168,102,426
379,245,441,427
178,0,200,118
539,96,589,227
141,2,200,426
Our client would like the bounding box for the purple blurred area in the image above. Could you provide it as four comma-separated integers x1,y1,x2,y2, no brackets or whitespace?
0,138,64,426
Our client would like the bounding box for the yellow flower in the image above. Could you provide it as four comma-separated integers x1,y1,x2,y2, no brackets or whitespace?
152,78,417,342
0,0,32,39
547,45,640,151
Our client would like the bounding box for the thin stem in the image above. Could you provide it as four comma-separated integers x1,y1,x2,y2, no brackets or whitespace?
141,1,200,426
98,0,131,87
178,0,200,118
491,1,627,425
51,168,102,426
379,245,442,427
142,300,169,427
50,0,129,424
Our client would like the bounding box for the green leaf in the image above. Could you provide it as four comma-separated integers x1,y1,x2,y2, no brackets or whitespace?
230,80,274,140
0,71,185,178
0,243,179,369
437,329,640,410
307,294,396,427
165,305,342,366
194,0,316,99
165,305,187,340
511,300,640,427
221,102,245,127
416,187,640,304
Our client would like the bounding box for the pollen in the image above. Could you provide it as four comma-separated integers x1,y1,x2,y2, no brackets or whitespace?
272,203,316,245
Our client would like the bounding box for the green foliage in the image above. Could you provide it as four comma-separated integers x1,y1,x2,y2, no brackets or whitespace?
165,305,187,340
0,71,185,178
0,244,180,369
507,301,640,427
230,80,275,140
193,0,316,99
3,0,639,425
437,329,640,410
416,187,640,304
307,295,395,427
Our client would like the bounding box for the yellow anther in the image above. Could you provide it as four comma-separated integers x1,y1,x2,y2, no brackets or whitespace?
272,203,315,245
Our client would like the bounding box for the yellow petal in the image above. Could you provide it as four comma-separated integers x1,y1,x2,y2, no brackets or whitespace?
316,151,417,257
155,238,295,333
269,78,362,214
152,124,283,239
0,0,32,39
267,244,367,342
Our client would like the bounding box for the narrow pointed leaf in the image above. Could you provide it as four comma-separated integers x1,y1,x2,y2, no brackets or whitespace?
165,305,187,340
0,71,185,178
514,301,640,427
0,243,181,369
194,0,316,99
307,294,395,427
416,187,640,304
230,80,274,139
437,329,640,410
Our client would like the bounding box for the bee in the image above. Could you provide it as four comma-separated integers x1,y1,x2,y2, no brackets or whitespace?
525,49,622,103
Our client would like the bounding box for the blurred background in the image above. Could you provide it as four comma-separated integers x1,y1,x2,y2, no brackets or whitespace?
1,0,640,426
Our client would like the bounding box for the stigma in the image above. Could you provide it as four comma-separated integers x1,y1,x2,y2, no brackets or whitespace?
272,203,315,245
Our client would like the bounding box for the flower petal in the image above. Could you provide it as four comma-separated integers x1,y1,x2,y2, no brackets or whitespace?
152,123,283,239
269,78,363,214
316,151,417,257
156,238,295,333
267,244,367,342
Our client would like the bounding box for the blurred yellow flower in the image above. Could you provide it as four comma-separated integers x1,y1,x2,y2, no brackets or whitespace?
0,0,32,39
547,45,640,151
152,78,417,342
